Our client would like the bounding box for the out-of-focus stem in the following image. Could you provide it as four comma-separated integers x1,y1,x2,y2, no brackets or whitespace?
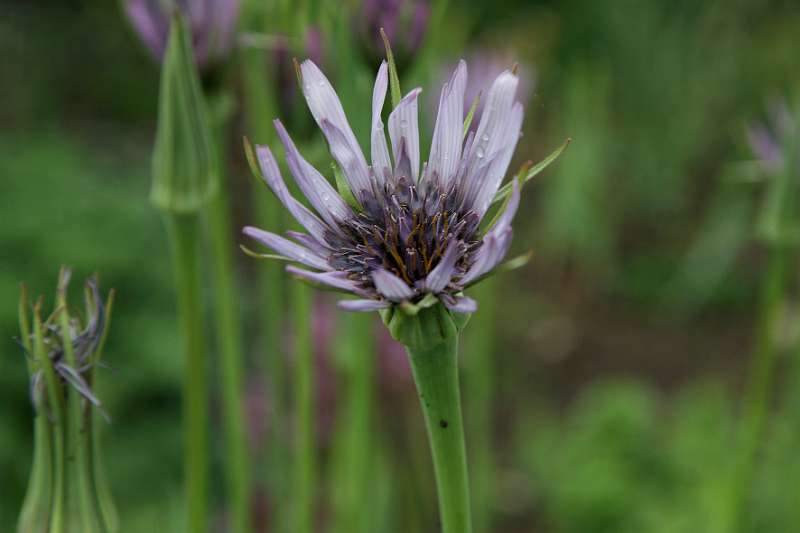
727,243,787,531
291,283,315,533
464,280,497,533
407,336,473,533
207,92,252,533
167,214,209,533
330,313,374,533
240,23,288,519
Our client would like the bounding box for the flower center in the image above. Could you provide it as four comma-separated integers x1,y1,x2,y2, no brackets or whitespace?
325,177,481,291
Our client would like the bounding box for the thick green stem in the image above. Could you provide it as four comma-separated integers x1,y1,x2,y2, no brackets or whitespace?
406,336,473,533
291,284,315,533
207,127,251,533
167,215,209,533
727,244,787,531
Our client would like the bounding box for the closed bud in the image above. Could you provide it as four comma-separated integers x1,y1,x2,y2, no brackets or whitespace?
150,12,217,214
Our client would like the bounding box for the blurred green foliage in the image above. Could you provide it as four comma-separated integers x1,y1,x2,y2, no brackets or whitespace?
2,0,800,532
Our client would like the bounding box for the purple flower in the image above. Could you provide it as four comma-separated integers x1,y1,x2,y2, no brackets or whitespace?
359,0,429,66
748,99,794,171
244,59,525,314
125,0,240,70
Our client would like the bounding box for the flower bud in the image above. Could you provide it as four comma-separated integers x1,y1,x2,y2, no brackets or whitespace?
16,268,118,533
150,12,217,214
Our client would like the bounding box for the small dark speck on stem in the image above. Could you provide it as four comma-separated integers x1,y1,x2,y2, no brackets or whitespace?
439,419,449,429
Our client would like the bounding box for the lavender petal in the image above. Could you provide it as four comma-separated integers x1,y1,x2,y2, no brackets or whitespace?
371,61,392,182
388,88,423,182
337,299,391,312
428,60,467,186
255,144,331,243
287,265,367,296
372,269,416,302
275,120,352,225
243,227,330,270
421,240,462,293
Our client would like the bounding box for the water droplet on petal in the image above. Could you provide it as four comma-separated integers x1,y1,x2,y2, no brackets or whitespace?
481,134,490,142
476,147,485,159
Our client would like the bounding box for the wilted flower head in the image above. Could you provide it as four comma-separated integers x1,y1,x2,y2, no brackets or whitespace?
748,99,794,171
125,0,240,70
359,0,429,67
244,58,526,314
24,269,110,413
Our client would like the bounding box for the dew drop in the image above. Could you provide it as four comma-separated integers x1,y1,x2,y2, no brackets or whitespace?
481,134,490,142
476,147,485,159
304,83,311,91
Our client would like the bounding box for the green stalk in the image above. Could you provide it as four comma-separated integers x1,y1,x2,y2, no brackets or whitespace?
207,98,251,533
167,215,209,533
17,287,54,533
464,281,496,533
406,336,472,533
17,414,52,533
56,276,104,532
32,303,67,533
239,19,287,515
330,313,374,533
726,243,787,531
290,283,315,533
91,289,119,533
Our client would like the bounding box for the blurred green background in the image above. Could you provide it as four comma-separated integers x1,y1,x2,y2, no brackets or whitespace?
3,0,800,532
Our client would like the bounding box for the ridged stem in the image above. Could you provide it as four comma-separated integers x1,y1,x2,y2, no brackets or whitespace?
406,336,473,533
56,280,104,532
16,410,53,533
290,283,315,533
167,214,209,533
17,287,53,533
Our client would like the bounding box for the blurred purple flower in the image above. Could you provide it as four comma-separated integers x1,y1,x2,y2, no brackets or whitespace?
125,0,240,70
436,51,535,131
359,0,429,67
748,99,794,171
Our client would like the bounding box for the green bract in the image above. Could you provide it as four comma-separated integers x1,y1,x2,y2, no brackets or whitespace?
380,302,471,352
